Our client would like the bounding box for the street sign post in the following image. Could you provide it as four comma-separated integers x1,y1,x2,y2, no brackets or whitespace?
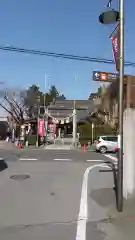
93,71,119,82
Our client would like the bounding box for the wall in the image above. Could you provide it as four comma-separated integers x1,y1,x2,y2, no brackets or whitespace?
123,108,135,199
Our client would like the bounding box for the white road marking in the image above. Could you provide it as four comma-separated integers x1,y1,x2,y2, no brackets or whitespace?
104,154,117,162
53,158,72,161
76,163,110,240
45,147,71,150
86,160,104,162
46,149,71,150
19,158,38,161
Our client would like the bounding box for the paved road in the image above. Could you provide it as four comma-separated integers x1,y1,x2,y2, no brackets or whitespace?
0,148,117,162
0,150,116,240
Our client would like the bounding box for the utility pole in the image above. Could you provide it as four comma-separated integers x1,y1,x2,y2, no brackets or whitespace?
36,104,39,147
117,0,124,212
44,73,47,112
72,75,77,147
99,0,124,212
73,106,76,147
36,96,40,147
44,73,47,144
92,123,94,143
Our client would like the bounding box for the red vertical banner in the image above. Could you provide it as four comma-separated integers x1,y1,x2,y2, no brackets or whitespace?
38,119,44,136
111,24,120,72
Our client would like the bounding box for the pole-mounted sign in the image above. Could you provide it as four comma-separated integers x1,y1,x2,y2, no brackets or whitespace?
93,71,118,82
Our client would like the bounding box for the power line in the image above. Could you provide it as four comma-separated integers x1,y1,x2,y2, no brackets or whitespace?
0,45,135,67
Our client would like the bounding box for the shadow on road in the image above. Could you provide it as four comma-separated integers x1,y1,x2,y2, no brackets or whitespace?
0,160,8,172
90,188,115,208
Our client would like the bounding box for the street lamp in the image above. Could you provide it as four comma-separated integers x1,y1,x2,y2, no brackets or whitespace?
99,0,124,212
99,8,119,24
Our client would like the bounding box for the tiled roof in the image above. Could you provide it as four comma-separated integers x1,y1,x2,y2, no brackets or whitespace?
49,100,93,110
45,99,95,121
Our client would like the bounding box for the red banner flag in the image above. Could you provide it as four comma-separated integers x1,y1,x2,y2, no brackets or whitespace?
38,119,44,136
111,24,120,72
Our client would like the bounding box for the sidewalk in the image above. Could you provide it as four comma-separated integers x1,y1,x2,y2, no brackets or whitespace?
99,199,135,240
94,182,135,239
0,141,16,150
87,164,135,240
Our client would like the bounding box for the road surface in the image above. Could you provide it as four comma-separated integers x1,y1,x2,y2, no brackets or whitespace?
0,149,116,240
0,148,117,162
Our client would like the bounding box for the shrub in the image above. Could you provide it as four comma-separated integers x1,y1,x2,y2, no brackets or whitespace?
26,135,37,145
78,123,116,145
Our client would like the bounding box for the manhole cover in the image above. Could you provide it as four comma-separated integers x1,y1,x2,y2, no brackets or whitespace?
10,174,30,181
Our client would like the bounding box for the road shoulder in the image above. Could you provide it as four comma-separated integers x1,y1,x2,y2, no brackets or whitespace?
98,198,135,240
86,164,116,240
86,162,135,240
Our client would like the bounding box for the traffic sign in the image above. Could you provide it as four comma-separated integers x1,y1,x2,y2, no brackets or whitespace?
93,71,119,82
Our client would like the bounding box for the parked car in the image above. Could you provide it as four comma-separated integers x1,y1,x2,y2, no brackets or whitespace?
95,135,118,154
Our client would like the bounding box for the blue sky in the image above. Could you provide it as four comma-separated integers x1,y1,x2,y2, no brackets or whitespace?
0,0,134,100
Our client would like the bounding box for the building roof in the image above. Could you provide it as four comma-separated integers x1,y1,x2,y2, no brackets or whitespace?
49,99,94,110
43,99,95,122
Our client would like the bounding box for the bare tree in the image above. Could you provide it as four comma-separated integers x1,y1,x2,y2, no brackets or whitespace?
0,87,27,125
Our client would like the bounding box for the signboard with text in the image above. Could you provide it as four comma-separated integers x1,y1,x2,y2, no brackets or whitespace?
93,71,119,82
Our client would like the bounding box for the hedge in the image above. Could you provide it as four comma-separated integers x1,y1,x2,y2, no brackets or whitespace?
26,135,37,145
79,137,92,146
78,123,116,145
26,135,43,146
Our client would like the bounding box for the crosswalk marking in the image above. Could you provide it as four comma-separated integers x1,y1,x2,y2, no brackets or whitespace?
17,157,116,162
19,158,38,161
46,148,71,150
53,158,72,161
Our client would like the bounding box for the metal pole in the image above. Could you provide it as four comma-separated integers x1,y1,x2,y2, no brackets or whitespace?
36,104,39,147
73,108,76,146
117,0,124,212
73,75,76,110
44,73,47,143
44,74,46,111
73,75,77,147
92,123,94,143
